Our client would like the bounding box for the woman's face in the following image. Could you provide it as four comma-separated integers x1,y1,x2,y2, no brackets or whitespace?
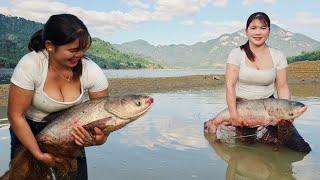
246,19,270,47
49,39,87,69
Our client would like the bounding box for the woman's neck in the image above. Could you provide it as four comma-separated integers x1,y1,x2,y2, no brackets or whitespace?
48,59,74,82
48,59,72,72
248,42,268,53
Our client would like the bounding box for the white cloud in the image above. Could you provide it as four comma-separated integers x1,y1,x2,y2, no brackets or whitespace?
200,20,243,39
270,18,287,28
201,31,219,39
212,0,228,7
180,20,194,26
295,12,320,25
242,0,276,5
0,0,153,35
0,0,214,35
151,0,210,20
123,0,150,9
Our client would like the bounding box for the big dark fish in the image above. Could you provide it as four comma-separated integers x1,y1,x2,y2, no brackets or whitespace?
1,95,153,180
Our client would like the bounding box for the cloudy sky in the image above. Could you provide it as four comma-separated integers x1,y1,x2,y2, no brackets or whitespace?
0,0,320,45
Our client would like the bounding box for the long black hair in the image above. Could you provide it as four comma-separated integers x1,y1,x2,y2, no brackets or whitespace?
28,14,92,78
240,12,270,62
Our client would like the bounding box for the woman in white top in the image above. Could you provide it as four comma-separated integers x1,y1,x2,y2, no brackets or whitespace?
224,12,310,152
8,14,109,179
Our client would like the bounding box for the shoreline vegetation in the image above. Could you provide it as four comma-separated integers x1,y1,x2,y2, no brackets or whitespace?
0,61,319,106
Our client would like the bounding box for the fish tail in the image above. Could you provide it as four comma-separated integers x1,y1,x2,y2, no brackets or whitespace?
6,147,53,180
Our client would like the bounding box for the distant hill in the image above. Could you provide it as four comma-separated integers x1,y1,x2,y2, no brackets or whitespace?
87,38,162,69
114,24,320,68
0,14,162,69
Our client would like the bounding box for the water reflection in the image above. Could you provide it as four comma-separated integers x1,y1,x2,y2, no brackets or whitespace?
120,116,208,151
205,134,308,180
118,90,224,151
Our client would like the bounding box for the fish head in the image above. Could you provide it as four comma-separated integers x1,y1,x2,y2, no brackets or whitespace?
104,95,153,122
268,99,307,121
286,101,307,119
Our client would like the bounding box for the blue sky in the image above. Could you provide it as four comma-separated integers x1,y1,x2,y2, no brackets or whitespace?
1,0,320,45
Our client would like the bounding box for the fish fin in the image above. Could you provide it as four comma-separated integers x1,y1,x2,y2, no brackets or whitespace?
82,117,113,135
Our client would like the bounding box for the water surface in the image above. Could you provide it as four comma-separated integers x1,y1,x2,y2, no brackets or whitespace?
0,86,319,179
0,68,224,84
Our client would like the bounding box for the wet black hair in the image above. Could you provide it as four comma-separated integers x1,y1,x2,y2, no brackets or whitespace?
28,14,92,78
240,12,270,62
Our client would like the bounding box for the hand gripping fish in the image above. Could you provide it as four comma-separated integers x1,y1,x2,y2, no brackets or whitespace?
1,95,153,180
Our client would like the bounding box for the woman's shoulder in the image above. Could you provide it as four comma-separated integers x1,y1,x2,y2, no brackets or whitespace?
81,56,101,71
227,47,243,65
81,57,105,79
81,56,108,91
16,51,47,69
230,47,243,54
269,47,288,69
11,51,46,90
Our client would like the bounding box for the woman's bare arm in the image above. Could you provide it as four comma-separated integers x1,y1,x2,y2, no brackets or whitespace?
275,68,290,100
225,64,242,126
8,84,41,157
8,84,63,166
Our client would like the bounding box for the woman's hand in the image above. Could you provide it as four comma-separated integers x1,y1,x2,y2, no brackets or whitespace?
71,126,109,147
34,151,65,167
230,112,244,127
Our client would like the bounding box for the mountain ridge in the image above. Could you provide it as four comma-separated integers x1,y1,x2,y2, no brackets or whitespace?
0,14,162,69
114,24,320,68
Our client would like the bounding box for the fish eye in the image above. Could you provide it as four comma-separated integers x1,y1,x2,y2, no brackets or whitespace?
289,113,294,116
136,101,141,106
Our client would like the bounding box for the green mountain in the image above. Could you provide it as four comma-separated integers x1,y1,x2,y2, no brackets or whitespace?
288,49,320,63
0,14,162,69
0,14,42,67
114,24,320,68
87,38,162,69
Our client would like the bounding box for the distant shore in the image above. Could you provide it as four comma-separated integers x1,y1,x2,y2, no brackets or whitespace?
287,60,320,83
0,75,224,106
0,60,319,106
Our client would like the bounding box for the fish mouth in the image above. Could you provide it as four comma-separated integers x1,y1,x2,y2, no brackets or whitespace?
299,106,307,114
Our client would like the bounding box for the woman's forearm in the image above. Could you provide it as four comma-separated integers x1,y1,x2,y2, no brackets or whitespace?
277,85,291,100
9,116,42,159
226,84,237,116
275,69,290,100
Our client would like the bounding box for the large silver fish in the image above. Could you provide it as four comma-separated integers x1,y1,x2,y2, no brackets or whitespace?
204,98,307,134
2,95,153,180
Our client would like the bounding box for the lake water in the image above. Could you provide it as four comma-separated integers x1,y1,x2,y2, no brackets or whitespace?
0,85,319,179
0,68,224,84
